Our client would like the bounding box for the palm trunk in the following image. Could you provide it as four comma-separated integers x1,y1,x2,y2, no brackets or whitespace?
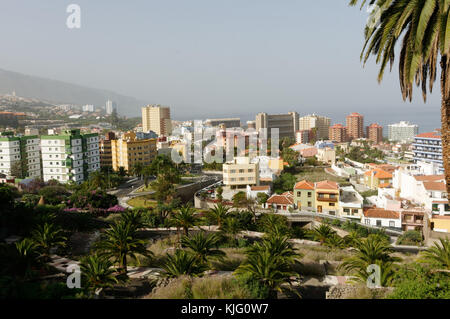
440,55,450,195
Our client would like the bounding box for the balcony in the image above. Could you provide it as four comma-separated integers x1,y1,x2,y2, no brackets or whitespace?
316,195,338,203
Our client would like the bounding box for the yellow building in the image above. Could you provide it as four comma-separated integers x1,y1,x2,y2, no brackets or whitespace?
364,168,393,190
429,215,450,233
315,180,339,215
111,131,157,171
223,157,259,189
141,105,172,136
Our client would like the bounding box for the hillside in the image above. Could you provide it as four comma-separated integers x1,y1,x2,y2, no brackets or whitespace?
0,68,145,116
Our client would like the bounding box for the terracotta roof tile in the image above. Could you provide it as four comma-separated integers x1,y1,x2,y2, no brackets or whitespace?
423,182,446,191
294,180,315,190
364,208,399,219
315,180,339,190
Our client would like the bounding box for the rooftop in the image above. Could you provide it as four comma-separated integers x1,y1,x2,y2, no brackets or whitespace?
364,208,400,219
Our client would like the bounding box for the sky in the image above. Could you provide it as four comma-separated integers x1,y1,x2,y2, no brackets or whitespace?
0,0,442,132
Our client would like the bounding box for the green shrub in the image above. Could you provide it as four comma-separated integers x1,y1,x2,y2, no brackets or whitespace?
396,230,423,246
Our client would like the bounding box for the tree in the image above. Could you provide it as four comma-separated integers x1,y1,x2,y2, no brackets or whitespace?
208,203,230,228
10,161,23,179
181,232,225,265
161,249,207,278
418,238,450,269
220,217,242,245
121,209,146,231
257,192,269,206
31,223,67,260
95,221,151,275
309,224,336,245
79,253,118,296
350,0,450,194
216,186,223,203
132,162,144,179
338,236,400,286
171,205,197,236
152,175,176,204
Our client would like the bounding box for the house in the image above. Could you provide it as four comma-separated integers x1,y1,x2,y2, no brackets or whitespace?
316,147,336,165
362,208,401,229
428,215,450,233
222,157,259,190
338,186,364,220
315,180,339,215
265,192,295,212
246,185,271,200
401,211,425,232
364,168,393,190
293,180,315,211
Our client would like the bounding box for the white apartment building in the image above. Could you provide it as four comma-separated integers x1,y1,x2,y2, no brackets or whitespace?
299,114,331,140
223,156,259,189
41,129,100,184
106,100,117,115
82,104,95,112
388,121,419,143
0,132,41,179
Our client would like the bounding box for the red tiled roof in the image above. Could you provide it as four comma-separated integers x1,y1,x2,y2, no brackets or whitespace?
414,175,445,182
364,208,399,219
416,132,441,139
300,147,318,157
379,183,391,188
266,193,294,205
250,186,270,191
423,182,446,191
364,168,392,179
294,180,315,190
315,180,339,190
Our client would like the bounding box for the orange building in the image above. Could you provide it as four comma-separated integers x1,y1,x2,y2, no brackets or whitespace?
366,123,383,144
346,112,364,140
329,124,348,143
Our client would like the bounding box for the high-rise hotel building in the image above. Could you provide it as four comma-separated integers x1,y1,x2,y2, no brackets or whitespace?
41,129,100,183
141,105,172,137
255,112,299,139
412,131,443,174
366,123,383,144
388,121,419,143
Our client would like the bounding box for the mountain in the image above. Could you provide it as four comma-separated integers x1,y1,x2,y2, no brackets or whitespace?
0,68,146,116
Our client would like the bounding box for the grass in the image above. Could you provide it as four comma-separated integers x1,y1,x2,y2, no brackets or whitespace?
146,275,254,299
211,248,247,271
127,195,158,208
295,168,347,183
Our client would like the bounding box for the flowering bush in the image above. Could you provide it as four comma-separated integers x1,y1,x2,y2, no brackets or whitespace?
107,205,126,213
68,189,118,210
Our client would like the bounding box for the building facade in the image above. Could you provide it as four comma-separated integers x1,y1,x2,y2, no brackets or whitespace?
366,123,383,144
255,112,299,139
222,156,259,189
298,114,330,140
204,118,241,128
315,180,340,215
346,112,364,140
329,124,347,143
111,131,157,172
412,131,443,174
0,132,41,179
41,129,100,183
141,105,172,136
294,180,315,211
388,121,419,143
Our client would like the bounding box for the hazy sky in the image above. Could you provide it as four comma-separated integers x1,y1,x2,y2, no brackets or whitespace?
0,0,442,132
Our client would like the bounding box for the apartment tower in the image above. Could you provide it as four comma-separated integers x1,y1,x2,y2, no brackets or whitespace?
346,112,364,140
366,123,383,144
141,105,172,137
299,114,331,140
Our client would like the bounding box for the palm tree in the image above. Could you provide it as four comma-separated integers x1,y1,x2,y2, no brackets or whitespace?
338,236,400,286
181,232,225,265
324,234,346,249
309,224,336,245
31,223,67,260
161,249,208,278
249,234,298,264
95,221,152,275
419,238,450,269
344,230,362,247
208,203,230,228
132,162,144,179
121,209,145,231
220,217,242,245
79,253,118,296
350,0,450,193
171,205,197,236
234,249,296,299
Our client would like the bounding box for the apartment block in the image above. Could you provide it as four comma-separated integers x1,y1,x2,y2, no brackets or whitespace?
295,130,311,144
412,131,443,174
223,156,259,189
205,118,241,128
111,131,157,172
388,121,418,143
141,104,172,136
255,112,299,139
0,132,41,179
366,123,383,144
298,114,330,140
99,132,116,168
346,112,364,140
329,124,347,143
41,129,100,183
315,180,340,215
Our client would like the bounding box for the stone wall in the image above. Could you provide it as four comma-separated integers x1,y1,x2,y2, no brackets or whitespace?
326,285,394,299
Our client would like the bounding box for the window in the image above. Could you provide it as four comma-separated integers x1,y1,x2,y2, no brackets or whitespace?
308,201,312,207
329,203,335,207
308,192,312,197
389,221,395,228
376,220,382,227
365,219,370,225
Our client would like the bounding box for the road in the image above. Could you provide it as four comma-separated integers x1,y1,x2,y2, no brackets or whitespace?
108,177,146,198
